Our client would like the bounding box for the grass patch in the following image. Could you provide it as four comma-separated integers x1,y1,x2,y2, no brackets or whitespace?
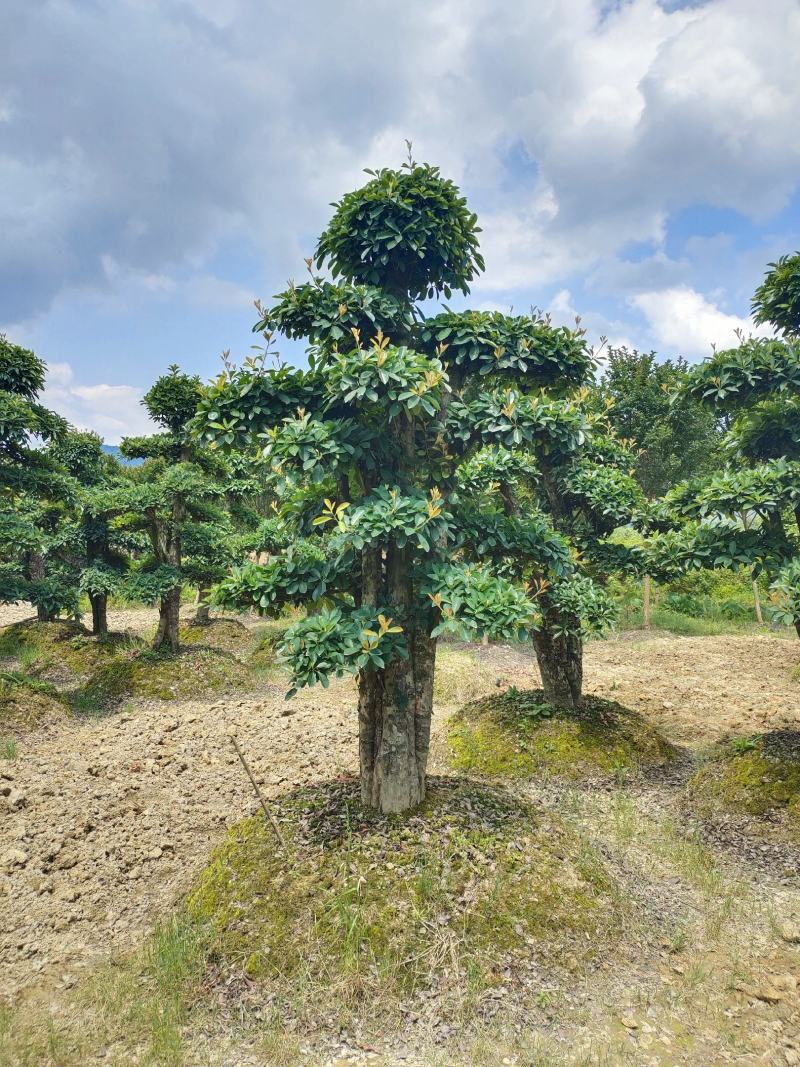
72,646,256,709
0,916,206,1067
433,646,497,706
179,617,254,656
2,737,17,759
448,689,676,780
687,732,800,835
0,620,144,690
188,777,627,1030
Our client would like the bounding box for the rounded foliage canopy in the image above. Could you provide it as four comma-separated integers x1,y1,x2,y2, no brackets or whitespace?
315,163,484,300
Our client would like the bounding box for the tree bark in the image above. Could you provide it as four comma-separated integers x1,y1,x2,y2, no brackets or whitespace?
154,588,181,653
533,618,583,710
356,531,435,812
90,592,108,637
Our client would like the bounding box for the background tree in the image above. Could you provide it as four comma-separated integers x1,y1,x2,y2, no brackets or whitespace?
46,429,130,636
0,337,76,621
195,161,613,812
117,365,232,651
596,347,722,497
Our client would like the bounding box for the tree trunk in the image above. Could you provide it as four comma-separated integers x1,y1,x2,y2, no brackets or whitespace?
29,553,55,622
752,580,763,625
643,574,652,629
356,533,436,813
358,634,435,813
533,620,583,710
153,588,181,652
90,592,108,637
194,588,211,625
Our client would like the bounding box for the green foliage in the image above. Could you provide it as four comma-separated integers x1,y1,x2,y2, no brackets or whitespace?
752,251,800,337
279,607,407,696
315,162,484,300
142,363,203,437
598,347,722,496
418,309,593,388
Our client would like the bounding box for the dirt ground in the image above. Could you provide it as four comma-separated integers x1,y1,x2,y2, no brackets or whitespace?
1,606,799,1066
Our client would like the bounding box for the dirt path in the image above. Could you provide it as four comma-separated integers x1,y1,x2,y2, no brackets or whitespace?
1,612,799,1064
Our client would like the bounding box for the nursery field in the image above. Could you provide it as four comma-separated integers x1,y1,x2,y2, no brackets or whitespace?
1,605,799,1067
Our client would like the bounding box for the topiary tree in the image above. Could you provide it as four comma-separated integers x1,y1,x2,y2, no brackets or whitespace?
638,256,800,636
0,336,76,621
46,429,130,636
195,160,623,813
116,365,233,651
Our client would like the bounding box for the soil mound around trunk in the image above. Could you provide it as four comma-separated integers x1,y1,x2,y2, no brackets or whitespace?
0,619,144,691
0,672,65,731
179,618,254,657
187,777,629,1031
687,731,800,838
72,647,257,709
448,689,678,780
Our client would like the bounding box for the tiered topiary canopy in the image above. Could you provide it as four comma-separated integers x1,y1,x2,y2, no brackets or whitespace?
195,161,644,812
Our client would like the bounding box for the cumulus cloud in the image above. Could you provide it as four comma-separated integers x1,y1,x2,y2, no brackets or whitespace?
631,286,773,357
2,0,799,358
41,363,155,444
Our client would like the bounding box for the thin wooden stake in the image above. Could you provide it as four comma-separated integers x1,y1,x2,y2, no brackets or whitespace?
229,733,286,848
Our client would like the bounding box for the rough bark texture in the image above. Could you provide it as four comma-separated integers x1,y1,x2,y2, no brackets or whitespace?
154,588,181,652
533,617,583,710
90,593,108,636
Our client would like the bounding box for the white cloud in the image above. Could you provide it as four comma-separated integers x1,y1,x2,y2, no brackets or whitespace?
41,362,155,444
2,0,799,323
631,285,773,357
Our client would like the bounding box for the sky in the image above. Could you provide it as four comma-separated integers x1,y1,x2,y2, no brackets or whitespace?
2,0,799,442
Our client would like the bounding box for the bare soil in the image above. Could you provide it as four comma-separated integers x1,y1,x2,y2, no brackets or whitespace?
1,607,800,1065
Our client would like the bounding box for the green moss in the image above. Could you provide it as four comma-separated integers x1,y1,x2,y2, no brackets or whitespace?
687,733,800,833
0,620,144,689
448,689,676,780
74,646,256,709
0,671,65,730
187,778,626,1026
179,618,254,656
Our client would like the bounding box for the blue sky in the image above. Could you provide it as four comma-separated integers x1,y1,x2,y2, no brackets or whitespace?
2,0,799,440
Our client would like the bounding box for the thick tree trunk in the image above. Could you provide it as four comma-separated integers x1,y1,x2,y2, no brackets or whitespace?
752,580,763,625
90,592,108,637
356,533,436,813
358,634,435,813
153,588,181,653
533,621,583,710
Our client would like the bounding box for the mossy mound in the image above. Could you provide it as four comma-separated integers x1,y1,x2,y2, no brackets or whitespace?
75,646,256,709
179,618,254,656
687,732,800,834
449,689,676,780
247,619,296,673
188,778,626,1026
0,671,65,730
0,619,144,688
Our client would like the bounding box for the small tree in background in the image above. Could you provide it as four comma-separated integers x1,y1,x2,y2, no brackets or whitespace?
45,429,131,636
195,160,622,812
117,364,264,648
0,337,76,621
650,255,800,635
117,365,231,651
597,347,722,497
